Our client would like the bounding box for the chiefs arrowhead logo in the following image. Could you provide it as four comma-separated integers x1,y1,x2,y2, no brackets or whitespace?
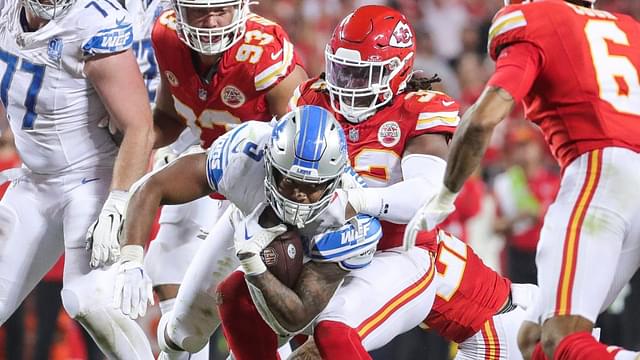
390,21,413,48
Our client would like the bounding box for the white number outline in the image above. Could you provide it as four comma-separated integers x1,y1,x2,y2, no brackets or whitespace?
585,20,640,115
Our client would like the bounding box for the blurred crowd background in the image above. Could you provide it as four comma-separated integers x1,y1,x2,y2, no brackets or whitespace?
1,0,640,359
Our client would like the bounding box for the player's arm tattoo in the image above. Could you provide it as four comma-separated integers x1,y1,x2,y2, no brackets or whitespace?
247,262,347,332
443,86,514,192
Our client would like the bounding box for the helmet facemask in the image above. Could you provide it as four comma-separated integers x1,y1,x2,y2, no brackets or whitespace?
325,46,413,123
173,0,250,55
264,154,343,229
24,0,76,20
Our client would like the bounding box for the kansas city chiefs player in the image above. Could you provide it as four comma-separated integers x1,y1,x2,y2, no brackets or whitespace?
291,230,539,360
113,1,307,359
216,6,448,359
406,0,640,359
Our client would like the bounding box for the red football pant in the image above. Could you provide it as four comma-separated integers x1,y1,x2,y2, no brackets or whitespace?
217,271,279,360
314,320,371,360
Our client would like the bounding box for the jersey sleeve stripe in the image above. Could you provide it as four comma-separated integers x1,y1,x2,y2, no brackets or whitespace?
488,10,527,43
416,115,460,131
254,39,294,91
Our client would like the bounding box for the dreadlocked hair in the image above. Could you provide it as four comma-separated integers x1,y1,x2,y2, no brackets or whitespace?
406,74,442,92
566,0,594,8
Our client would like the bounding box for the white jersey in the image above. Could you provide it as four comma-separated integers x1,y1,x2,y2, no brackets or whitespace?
0,0,133,174
126,0,168,101
205,121,382,270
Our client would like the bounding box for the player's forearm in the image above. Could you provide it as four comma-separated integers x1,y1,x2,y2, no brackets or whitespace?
348,155,446,224
247,271,311,332
153,108,186,148
111,124,154,191
122,178,163,247
444,86,513,193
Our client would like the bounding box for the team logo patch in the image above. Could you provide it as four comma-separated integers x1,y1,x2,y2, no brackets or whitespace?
378,121,401,147
261,247,278,266
165,71,179,87
47,37,63,62
390,21,413,48
221,85,246,108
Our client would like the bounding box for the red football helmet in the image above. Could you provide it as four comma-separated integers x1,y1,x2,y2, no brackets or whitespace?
504,0,595,6
325,5,416,123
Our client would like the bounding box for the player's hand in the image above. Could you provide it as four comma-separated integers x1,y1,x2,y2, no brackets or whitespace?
86,190,128,268
230,203,287,275
153,146,178,171
403,188,457,250
113,245,154,320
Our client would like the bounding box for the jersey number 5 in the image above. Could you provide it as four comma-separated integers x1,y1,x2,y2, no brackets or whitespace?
585,20,640,115
0,49,45,130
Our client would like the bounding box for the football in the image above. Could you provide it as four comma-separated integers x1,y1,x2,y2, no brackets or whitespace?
260,230,304,288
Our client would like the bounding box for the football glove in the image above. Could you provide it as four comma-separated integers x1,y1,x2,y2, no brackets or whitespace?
230,203,287,275
113,245,154,320
86,190,128,268
403,187,457,250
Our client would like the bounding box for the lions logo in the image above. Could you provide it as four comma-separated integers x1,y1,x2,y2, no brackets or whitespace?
378,121,401,147
390,21,413,48
221,85,246,108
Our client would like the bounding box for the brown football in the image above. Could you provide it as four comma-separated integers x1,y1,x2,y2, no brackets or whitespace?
260,230,304,288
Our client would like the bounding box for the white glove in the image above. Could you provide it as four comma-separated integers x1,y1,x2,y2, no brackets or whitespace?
86,190,128,268
113,245,154,320
98,116,119,136
230,203,287,275
153,146,179,171
403,187,457,250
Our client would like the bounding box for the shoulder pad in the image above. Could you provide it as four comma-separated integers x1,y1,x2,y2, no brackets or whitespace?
75,0,133,56
307,215,381,267
288,77,326,110
205,122,270,192
235,16,296,92
403,91,460,133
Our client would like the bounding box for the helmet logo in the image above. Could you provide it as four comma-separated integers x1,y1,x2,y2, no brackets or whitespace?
378,121,401,148
221,85,246,108
390,21,413,48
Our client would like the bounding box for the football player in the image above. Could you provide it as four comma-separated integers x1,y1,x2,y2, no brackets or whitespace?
277,6,458,358
0,0,155,358
405,0,640,359
291,230,539,360
128,1,306,358
115,106,408,359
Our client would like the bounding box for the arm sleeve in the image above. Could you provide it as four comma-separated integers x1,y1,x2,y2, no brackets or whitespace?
350,154,447,224
487,41,544,103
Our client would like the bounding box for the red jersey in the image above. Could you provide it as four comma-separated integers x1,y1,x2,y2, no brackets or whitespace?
424,232,512,343
487,0,640,169
152,11,302,148
292,77,458,250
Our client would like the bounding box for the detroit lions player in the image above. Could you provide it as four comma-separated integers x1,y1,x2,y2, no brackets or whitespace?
0,0,154,358
114,106,393,358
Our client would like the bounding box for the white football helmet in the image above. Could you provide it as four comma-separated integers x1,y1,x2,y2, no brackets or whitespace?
173,0,250,55
24,0,76,20
264,105,348,228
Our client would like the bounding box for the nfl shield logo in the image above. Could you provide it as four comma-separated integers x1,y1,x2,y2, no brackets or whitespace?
47,37,63,62
348,128,359,142
198,88,208,101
